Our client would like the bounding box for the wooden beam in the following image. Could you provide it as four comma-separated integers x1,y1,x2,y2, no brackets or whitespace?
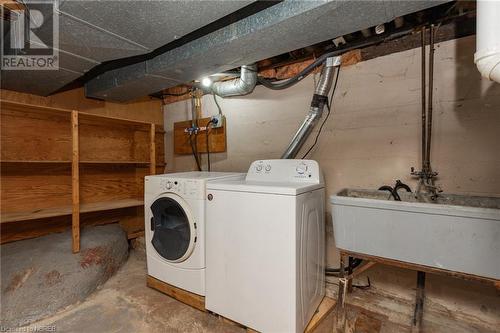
342,250,500,289
149,123,156,175
1,208,142,244
71,111,80,253
304,297,336,333
0,0,26,11
346,261,377,280
147,275,206,312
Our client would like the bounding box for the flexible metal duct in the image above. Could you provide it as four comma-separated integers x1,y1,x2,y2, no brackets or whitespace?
281,56,341,159
211,64,257,97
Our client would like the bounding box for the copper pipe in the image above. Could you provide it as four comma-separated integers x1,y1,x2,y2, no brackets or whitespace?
426,25,435,172
420,27,427,171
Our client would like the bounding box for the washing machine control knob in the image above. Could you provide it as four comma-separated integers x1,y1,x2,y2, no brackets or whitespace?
296,163,308,175
166,181,173,190
256,164,263,172
265,164,272,172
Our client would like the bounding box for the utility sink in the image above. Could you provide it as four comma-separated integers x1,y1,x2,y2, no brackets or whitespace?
330,189,500,280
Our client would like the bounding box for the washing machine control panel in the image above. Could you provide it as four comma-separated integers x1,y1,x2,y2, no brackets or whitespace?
159,179,204,199
246,159,321,183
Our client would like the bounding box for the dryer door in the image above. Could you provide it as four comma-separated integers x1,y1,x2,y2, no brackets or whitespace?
150,195,196,263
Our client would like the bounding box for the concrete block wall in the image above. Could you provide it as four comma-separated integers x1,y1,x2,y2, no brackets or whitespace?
163,35,500,328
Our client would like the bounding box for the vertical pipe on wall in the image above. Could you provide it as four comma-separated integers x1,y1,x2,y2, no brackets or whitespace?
426,25,435,172
413,271,426,330
420,27,427,171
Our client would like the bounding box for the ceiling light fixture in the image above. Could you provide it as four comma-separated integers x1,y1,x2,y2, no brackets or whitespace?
201,77,212,87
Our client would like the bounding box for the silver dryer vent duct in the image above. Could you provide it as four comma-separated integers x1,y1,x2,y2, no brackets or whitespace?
211,64,257,97
281,56,341,159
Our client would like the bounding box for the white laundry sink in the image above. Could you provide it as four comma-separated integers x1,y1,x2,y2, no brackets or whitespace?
330,189,500,280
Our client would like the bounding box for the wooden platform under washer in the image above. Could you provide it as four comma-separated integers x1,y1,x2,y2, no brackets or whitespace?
146,275,336,332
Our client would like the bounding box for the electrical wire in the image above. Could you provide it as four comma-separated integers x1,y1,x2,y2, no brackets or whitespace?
325,258,363,277
189,133,202,171
257,26,419,91
212,92,223,115
205,120,215,172
301,66,341,159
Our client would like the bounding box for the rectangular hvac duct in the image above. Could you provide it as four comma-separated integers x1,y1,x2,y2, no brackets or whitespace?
0,0,255,96
86,0,449,102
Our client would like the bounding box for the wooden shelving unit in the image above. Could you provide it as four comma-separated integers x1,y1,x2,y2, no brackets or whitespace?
1,198,144,223
0,100,164,252
0,160,162,165
0,160,71,163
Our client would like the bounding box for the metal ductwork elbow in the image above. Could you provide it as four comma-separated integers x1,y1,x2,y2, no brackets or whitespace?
211,64,258,97
281,56,341,159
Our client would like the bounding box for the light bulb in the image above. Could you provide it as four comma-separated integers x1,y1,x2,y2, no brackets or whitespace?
201,77,212,87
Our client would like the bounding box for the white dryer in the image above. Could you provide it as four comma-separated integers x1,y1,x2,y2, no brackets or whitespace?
205,160,325,333
145,172,243,296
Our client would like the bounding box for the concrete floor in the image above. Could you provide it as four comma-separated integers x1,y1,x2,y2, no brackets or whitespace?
21,245,496,333
24,248,243,333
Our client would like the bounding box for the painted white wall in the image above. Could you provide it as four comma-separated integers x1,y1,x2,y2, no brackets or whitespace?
164,35,500,328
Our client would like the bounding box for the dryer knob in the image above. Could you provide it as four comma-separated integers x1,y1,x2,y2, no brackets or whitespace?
296,163,308,175
166,181,173,190
207,194,213,201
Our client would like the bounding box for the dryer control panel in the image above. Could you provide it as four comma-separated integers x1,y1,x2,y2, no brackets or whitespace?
158,178,204,199
246,159,322,184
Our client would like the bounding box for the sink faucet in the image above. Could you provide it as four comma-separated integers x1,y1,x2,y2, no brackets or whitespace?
411,167,441,200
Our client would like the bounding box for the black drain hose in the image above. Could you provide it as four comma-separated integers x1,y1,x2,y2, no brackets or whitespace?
325,258,363,276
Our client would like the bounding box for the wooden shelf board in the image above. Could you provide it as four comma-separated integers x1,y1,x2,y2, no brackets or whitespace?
1,206,72,223
1,199,144,223
1,100,163,131
0,160,71,164
79,160,150,165
0,160,154,165
1,100,72,117
80,199,143,213
78,111,152,128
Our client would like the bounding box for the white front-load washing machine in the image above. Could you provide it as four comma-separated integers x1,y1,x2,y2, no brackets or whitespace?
145,172,243,296
205,160,325,333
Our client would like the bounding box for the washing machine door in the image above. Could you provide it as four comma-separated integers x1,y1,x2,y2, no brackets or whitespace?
150,194,196,263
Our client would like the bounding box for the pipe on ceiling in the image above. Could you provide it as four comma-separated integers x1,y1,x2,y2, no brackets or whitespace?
211,64,257,97
281,56,342,159
475,0,500,83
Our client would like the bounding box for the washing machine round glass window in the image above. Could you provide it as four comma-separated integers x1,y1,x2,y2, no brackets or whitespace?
150,197,194,262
